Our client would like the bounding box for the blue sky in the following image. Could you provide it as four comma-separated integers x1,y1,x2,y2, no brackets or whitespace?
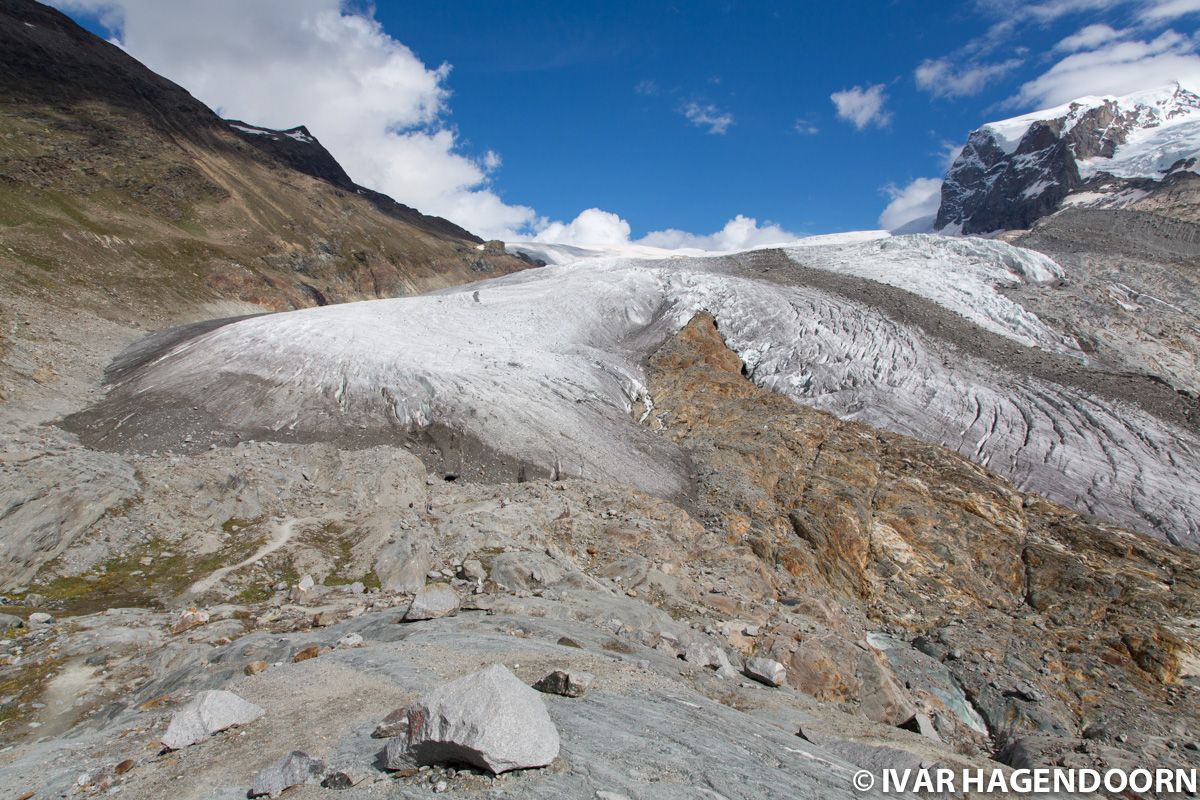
59,0,1200,243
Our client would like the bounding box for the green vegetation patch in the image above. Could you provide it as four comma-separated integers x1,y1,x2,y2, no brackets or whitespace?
32,523,268,616
0,655,62,744
296,520,375,587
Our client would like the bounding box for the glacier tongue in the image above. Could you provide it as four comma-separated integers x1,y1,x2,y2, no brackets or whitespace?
73,236,1200,548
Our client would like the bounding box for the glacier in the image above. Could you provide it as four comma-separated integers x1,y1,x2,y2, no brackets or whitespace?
71,235,1200,548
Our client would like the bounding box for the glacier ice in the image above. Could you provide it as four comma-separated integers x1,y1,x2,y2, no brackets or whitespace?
78,235,1200,548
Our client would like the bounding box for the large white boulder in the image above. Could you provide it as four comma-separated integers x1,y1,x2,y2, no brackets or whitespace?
403,583,460,621
403,664,559,773
160,689,264,750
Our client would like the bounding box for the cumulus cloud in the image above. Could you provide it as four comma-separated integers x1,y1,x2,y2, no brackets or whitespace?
915,57,1023,98
50,0,535,239
532,210,799,251
830,84,891,129
878,178,943,232
638,215,799,250
680,101,735,134
532,209,632,246
1012,29,1200,106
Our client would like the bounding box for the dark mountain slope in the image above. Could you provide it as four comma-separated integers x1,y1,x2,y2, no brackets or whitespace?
0,0,529,322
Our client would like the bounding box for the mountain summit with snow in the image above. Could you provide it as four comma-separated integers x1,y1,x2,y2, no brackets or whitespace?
936,82,1200,234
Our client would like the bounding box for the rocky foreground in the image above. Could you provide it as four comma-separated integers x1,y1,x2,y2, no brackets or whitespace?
1,310,1197,799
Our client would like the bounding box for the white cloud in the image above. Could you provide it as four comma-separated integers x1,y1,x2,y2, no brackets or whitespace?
929,0,1194,105
1017,0,1124,22
1012,29,1200,106
938,141,966,171
830,84,891,129
532,208,632,246
975,0,1122,25
1139,0,1200,22
51,0,535,239
634,79,660,96
638,215,799,250
915,57,1023,98
680,101,734,134
1053,23,1127,52
44,2,815,249
793,117,820,135
532,210,799,251
878,177,943,232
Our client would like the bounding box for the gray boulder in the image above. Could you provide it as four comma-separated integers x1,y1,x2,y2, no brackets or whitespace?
488,551,563,591
249,751,325,798
744,657,787,688
684,641,739,679
160,689,265,750
461,558,486,582
403,664,560,774
403,583,460,621
532,669,593,698
374,533,433,593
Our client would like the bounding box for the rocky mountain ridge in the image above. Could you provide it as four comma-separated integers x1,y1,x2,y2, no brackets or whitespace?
936,82,1200,233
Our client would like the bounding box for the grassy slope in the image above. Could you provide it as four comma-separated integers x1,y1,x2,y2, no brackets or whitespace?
0,0,531,328
0,100,526,326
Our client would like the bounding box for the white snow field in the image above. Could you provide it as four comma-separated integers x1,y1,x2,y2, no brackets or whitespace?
505,230,891,267
93,235,1200,547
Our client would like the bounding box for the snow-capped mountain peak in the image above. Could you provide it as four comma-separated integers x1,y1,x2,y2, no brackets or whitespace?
936,82,1200,234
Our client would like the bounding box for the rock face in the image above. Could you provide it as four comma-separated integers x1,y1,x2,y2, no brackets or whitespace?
402,665,560,774
160,690,264,750
936,83,1200,233
0,435,137,586
646,313,1200,758
403,583,460,622
249,751,325,798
